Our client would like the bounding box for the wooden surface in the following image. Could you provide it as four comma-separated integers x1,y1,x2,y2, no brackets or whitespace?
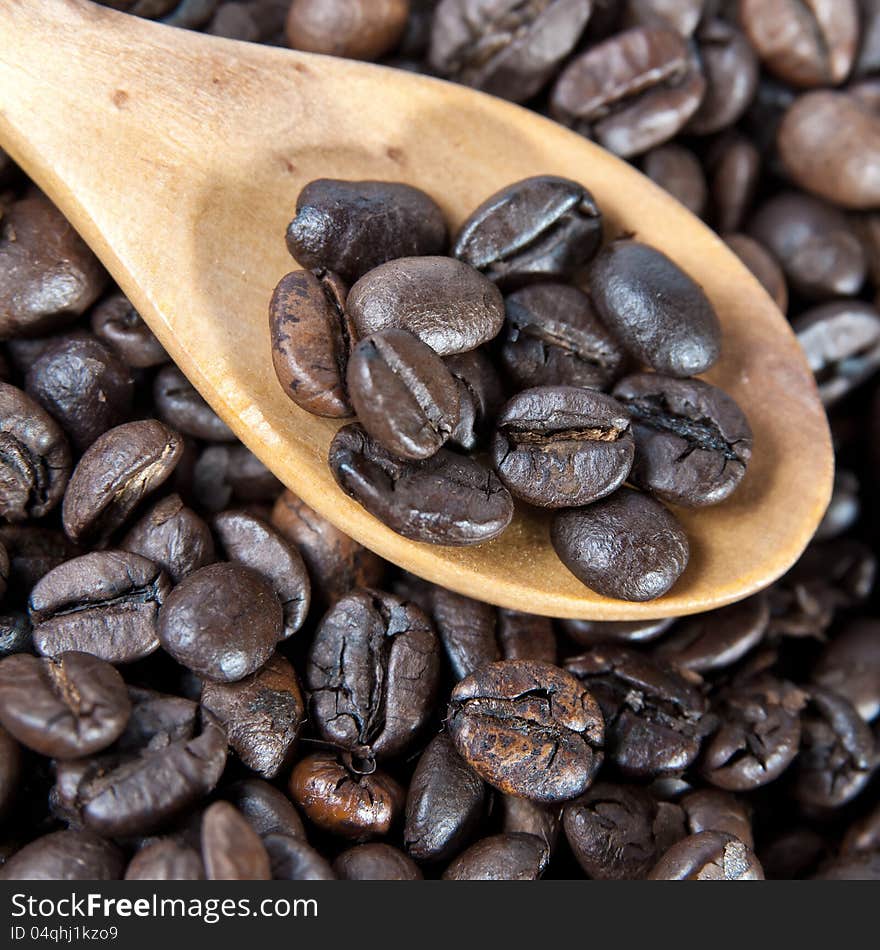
0,0,834,619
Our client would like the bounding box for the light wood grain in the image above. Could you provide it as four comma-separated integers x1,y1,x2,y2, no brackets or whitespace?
0,0,833,619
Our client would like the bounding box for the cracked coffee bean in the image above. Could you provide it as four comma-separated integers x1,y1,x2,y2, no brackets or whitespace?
648,830,764,880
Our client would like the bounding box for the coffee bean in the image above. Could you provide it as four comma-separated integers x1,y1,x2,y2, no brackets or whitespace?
0,725,21,820
329,423,514,545
62,420,183,545
222,778,306,841
642,144,707,216
347,328,460,460
442,832,546,880
191,443,281,513
153,365,234,441
90,292,168,368
347,256,504,356
856,0,880,76
841,800,880,855
648,830,764,879
201,653,304,778
307,588,439,759
427,586,499,679
0,830,123,881
724,233,788,312
500,795,559,872
813,851,880,880
285,0,409,61
589,239,722,377
491,386,634,508
501,283,627,392
334,842,422,880
0,382,71,523
443,349,503,452
612,373,753,508
286,179,447,284
813,620,880,723
448,659,604,803
561,616,675,646
0,525,80,593
708,134,761,233
125,840,205,880
268,268,354,418
680,789,754,849
0,541,7,601
552,488,689,602
30,551,169,664
263,834,336,880
497,608,557,663
452,176,602,287
201,801,271,880
550,27,705,157
159,563,282,682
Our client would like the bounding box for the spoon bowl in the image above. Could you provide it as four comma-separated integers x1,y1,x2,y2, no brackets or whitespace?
0,0,833,619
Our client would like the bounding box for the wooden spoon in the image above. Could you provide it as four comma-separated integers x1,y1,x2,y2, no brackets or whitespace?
0,0,832,619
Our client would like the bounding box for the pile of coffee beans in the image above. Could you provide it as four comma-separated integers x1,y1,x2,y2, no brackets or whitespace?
272,175,752,602
0,0,877,880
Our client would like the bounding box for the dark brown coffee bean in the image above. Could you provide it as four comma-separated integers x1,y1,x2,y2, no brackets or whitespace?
201,653,304,779
448,659,604,803
813,620,880,723
680,789,754,849
30,551,169,663
0,540,7,602
288,751,404,841
329,423,514,545
125,840,205,880
201,801,271,880
452,176,602,287
613,373,753,508
724,233,789,313
153,365,234,441
427,586,499,679
842,801,880,855
550,27,705,157
442,832,545,880
62,420,183,545
263,834,336,880
90,292,167,368
444,348,503,452
213,509,310,639
285,0,409,60
347,329,460,460
222,778,306,841
191,444,282,513
334,843,423,880
0,830,123,881
0,525,80,592
268,269,354,418
0,194,107,339
286,179,447,284
590,240,722,377
307,588,439,759
687,19,758,135
708,134,761,233
561,616,675,647
552,489,689,602
642,144,707,216
347,256,504,356
0,725,21,820
648,830,764,879
623,0,703,35
497,609,557,664
159,563,282,682
0,382,71,523
500,795,559,872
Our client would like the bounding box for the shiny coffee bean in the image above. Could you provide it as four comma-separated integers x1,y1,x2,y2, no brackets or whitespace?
346,256,504,356
285,0,409,61
334,843,422,880
642,144,707,216
347,328,460,460
90,292,167,368
680,789,754,849
442,833,545,880
125,840,205,880
0,830,123,881
813,620,880,722
153,365,233,441
222,778,306,841
648,831,764,880
448,659,604,803
201,801,271,880
285,179,447,284
307,588,439,759
426,586,499,679
329,423,513,545
491,386,634,508
0,725,21,819
0,612,30,659
263,833,336,880
268,268,354,418
561,616,675,647
552,489,689,602
623,0,703,35
444,348,503,451
687,18,758,135
30,551,169,663
590,239,722,377
724,233,788,313
708,134,761,233
452,176,603,286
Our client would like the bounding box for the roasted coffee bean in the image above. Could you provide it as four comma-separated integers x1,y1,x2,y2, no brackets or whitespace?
429,0,592,103
813,851,880,880
452,176,602,287
815,469,859,541
286,179,447,284
222,778,306,841
153,365,233,441
0,526,80,593
213,509,310,639
500,795,559,872
329,423,513,545
794,302,880,406
201,802,271,880
334,843,422,880
158,563,282,682
648,830,764,880
122,494,215,584
566,646,709,777
501,283,627,392
263,834,336,880
307,588,439,759
724,233,788,313
856,0,880,76
0,725,21,819
680,789,754,849
270,489,384,603
813,620,880,723
201,653,304,779
590,240,722,377
550,27,706,157
0,652,130,759
404,732,485,863
842,801,880,855
448,660,604,803
0,193,107,339
642,144,707,216
191,443,281,512
30,551,169,663
268,268,354,418
90,292,167,368
426,586,499,679
0,540,6,601
623,0,703,35
444,349,503,451
778,91,880,210
347,329,460,460
687,19,758,135
702,678,806,791
125,840,205,880
0,382,71,523
552,489,689,602
62,420,183,545
709,134,761,233
740,0,858,89
613,374,752,508
285,0,409,60
442,832,545,880
491,387,634,508
0,830,123,881
0,612,30,659
562,617,677,649
288,751,404,840
347,256,504,356
497,609,556,663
